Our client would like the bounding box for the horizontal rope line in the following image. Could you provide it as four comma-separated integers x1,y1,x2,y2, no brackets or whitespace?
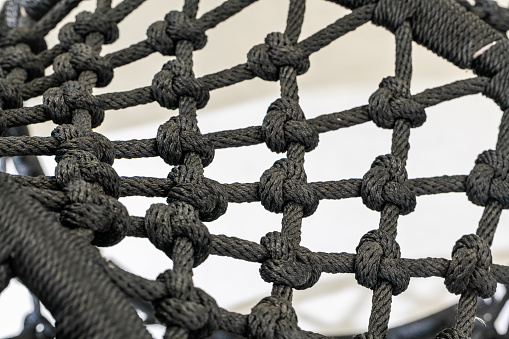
12,173,467,201
209,233,509,283
17,4,373,102
100,230,509,291
1,77,490,157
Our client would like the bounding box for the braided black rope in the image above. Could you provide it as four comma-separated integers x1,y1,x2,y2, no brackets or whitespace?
1,0,509,338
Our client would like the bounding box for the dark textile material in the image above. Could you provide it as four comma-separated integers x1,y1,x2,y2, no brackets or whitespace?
1,0,509,338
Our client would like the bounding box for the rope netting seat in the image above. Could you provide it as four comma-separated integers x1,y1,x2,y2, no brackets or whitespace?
2,0,509,338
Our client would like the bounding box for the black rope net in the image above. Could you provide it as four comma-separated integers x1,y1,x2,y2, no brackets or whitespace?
1,0,509,338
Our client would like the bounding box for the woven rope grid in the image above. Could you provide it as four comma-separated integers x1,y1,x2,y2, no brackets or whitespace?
1,0,509,338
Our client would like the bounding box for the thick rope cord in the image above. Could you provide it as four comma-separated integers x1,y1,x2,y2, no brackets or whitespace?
0,173,150,338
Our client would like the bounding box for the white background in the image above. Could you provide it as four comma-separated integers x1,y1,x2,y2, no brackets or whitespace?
1,0,509,337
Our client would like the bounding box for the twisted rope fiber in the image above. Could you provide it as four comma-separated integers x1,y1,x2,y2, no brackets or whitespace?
1,0,509,338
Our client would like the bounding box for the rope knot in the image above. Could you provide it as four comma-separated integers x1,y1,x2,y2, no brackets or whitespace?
0,26,46,53
368,76,426,129
0,78,22,109
466,150,509,208
445,234,496,298
51,123,80,142
355,229,409,295
372,0,418,32
147,21,175,55
262,98,319,153
259,232,321,290
157,269,193,300
156,116,214,166
152,60,210,110
60,180,128,246
435,328,468,339
361,154,416,215
43,81,104,127
259,158,318,217
55,149,121,198
53,43,113,87
58,23,85,48
248,296,301,339
260,231,291,261
166,11,207,50
0,44,44,80
147,11,206,55
53,125,115,165
247,32,310,81
74,11,119,44
145,203,211,266
154,273,219,339
167,165,227,222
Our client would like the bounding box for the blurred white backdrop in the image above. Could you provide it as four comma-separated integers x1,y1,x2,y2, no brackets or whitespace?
2,0,509,337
